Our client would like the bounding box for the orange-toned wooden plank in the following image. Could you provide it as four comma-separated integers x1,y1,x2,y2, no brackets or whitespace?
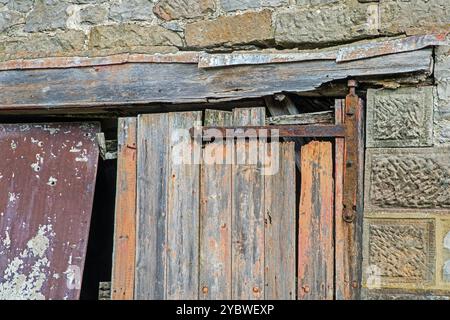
112,117,137,300
264,142,296,300
298,140,334,300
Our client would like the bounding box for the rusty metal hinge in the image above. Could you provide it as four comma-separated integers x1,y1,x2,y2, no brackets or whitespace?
342,80,364,223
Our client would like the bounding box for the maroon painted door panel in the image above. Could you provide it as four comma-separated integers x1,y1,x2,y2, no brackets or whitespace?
0,123,100,300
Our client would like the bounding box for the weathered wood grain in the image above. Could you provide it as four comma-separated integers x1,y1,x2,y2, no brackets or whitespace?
112,118,137,300
264,142,296,300
231,108,266,300
135,114,169,300
166,112,202,300
0,49,433,110
298,141,334,300
0,123,100,300
334,99,350,300
267,111,334,125
199,110,233,300
264,96,303,171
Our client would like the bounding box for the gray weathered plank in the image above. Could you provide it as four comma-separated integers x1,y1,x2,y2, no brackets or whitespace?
231,107,266,300
264,142,296,300
0,49,433,110
135,114,169,300
166,112,202,300
267,111,334,125
199,110,233,300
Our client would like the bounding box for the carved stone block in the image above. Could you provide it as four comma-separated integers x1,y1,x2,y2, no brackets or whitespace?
365,148,450,212
439,220,450,284
363,219,435,286
366,87,433,147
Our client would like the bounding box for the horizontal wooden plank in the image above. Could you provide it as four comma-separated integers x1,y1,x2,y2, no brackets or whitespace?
0,49,433,110
267,111,334,125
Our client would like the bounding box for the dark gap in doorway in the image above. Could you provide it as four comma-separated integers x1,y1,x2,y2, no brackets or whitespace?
80,158,117,300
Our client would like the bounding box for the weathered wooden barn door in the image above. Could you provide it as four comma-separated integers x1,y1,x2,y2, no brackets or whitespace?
126,108,296,300
113,98,363,300
0,123,100,300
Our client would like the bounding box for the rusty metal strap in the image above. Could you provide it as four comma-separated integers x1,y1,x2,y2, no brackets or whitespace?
190,124,345,140
342,80,364,223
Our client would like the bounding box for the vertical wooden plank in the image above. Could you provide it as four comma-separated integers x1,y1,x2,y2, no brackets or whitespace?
135,114,169,300
0,123,100,300
334,99,350,300
199,110,233,300
264,142,296,300
231,107,266,300
112,118,137,300
298,141,334,300
166,111,202,300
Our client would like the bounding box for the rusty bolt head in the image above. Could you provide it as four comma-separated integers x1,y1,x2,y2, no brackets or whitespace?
348,80,358,88
202,286,209,294
302,285,310,293
253,287,260,294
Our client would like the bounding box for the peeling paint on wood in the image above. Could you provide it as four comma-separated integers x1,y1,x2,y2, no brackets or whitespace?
0,123,100,300
298,141,334,300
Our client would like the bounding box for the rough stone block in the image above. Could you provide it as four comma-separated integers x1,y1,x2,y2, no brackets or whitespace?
0,30,86,61
274,2,378,47
435,46,450,146
220,0,287,12
366,87,434,147
6,0,34,13
24,0,69,32
362,289,450,300
0,10,24,33
363,218,435,287
364,148,450,212
153,0,215,21
380,0,450,35
80,5,108,25
89,24,183,52
109,0,155,22
185,10,273,48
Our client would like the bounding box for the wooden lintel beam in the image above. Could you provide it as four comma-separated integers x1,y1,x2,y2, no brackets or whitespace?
0,49,433,111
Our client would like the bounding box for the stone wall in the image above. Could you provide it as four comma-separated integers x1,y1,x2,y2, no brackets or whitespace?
362,44,450,299
0,0,449,61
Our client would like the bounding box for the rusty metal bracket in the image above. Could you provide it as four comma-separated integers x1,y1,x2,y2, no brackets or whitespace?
190,124,345,140
342,80,364,223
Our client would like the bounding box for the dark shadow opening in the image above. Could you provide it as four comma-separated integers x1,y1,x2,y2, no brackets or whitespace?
80,158,117,300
